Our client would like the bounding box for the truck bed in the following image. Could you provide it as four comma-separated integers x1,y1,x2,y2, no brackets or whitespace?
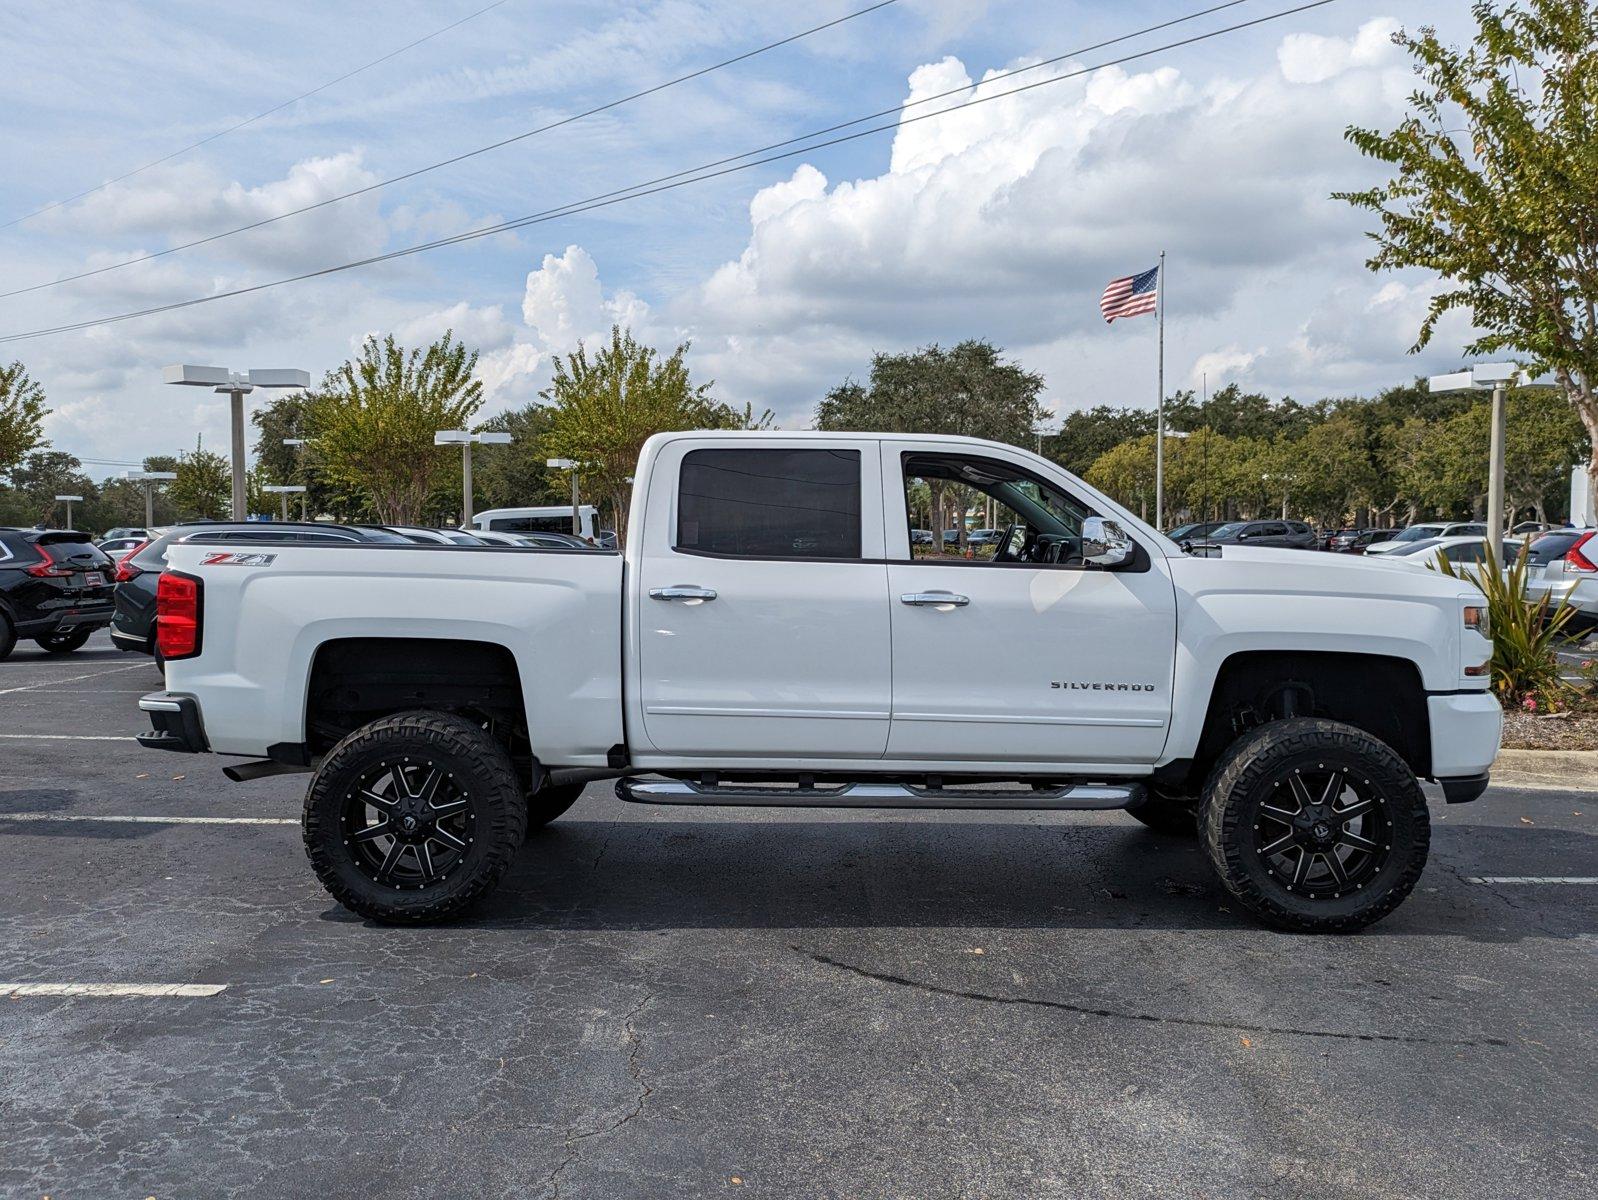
160,541,625,766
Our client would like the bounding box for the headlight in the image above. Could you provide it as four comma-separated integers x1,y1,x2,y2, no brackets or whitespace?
1463,605,1490,641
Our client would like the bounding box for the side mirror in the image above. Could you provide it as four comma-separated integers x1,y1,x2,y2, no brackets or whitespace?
1082,516,1134,568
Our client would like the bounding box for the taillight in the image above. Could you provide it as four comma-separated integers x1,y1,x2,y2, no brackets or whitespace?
1565,532,1598,573
114,540,151,582
24,545,74,578
156,572,203,660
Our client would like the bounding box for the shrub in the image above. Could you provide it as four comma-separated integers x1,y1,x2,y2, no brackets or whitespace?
1436,540,1576,711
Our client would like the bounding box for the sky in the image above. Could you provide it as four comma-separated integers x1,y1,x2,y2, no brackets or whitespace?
0,0,1475,477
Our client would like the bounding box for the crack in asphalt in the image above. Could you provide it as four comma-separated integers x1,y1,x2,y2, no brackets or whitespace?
546,989,655,1199
796,948,1511,1047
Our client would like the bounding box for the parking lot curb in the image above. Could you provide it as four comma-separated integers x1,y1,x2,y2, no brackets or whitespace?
1492,748,1598,792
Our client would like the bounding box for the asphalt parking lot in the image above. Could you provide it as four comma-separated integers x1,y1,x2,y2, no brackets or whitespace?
0,631,1594,1199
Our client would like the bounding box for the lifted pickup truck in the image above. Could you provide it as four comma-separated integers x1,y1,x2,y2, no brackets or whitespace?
138,431,1501,931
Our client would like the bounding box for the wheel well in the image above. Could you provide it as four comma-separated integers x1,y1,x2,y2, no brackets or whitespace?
304,638,530,764
1190,651,1430,783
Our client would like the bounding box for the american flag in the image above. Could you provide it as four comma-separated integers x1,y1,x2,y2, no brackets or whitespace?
1100,265,1159,323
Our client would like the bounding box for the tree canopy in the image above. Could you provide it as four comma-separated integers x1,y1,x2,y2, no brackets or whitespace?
0,361,48,477
301,332,483,525
1337,0,1598,491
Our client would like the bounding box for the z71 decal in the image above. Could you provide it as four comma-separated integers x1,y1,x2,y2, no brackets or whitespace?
200,552,277,567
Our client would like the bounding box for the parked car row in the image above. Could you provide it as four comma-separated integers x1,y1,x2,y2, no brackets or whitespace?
3,518,608,664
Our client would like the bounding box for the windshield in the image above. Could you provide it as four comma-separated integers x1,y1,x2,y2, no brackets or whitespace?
1386,537,1443,557
1393,525,1444,543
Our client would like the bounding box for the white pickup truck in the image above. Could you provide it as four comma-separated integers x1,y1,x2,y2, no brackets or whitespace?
137,431,1502,932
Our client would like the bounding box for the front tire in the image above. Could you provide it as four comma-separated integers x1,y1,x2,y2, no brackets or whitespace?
303,710,527,923
1199,717,1429,933
34,628,93,654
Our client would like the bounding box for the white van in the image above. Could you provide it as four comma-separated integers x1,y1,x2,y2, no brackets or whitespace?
470,505,598,541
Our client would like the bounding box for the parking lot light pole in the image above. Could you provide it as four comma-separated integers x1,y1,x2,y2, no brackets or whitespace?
54,494,82,530
262,485,307,521
436,431,513,526
163,365,310,520
126,470,177,527
1428,363,1524,546
546,458,580,534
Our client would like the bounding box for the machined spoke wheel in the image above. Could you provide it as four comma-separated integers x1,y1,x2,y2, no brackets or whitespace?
1252,766,1393,901
342,759,478,891
303,710,527,924
1200,717,1429,933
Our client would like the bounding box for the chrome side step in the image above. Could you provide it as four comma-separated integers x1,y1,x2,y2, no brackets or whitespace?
617,777,1145,811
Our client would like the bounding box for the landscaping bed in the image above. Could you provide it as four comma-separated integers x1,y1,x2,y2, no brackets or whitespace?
1501,710,1598,750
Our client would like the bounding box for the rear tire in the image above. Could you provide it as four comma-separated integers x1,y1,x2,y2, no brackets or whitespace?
528,781,584,828
0,615,14,661
303,710,527,924
1199,717,1429,933
34,628,93,654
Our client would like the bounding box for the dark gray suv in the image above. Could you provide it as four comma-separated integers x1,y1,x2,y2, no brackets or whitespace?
1197,520,1318,550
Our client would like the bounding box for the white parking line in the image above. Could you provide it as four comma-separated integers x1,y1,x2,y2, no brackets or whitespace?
0,734,137,741
1467,876,1598,885
0,983,227,998
0,663,147,695
0,813,296,826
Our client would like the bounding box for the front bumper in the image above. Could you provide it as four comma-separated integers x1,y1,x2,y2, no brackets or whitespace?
137,692,209,754
110,625,152,653
1429,690,1501,801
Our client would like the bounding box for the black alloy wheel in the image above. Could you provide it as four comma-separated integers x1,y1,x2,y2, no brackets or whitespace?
342,760,477,889
303,710,527,923
1200,717,1429,933
1252,766,1391,898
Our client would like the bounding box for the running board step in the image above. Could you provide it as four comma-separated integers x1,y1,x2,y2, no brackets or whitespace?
617,778,1145,811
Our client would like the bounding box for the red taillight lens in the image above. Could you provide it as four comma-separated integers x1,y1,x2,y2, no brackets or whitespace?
156,572,202,660
1566,532,1598,573
114,540,151,583
24,545,74,578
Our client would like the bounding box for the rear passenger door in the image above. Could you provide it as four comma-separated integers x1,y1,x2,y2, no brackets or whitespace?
633,438,891,760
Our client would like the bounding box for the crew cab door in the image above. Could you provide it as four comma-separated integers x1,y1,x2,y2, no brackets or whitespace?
880,442,1176,767
632,437,891,759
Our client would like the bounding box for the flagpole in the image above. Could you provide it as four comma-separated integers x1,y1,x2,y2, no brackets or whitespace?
1155,249,1166,530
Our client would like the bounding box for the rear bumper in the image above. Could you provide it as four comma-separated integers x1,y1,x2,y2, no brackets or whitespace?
137,692,209,754
110,626,152,653
1428,691,1501,797
13,605,114,636
1525,575,1598,616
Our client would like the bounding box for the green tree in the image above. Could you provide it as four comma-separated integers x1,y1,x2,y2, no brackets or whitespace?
542,326,743,543
0,451,93,528
1337,1,1598,496
168,448,231,519
302,332,483,525
0,361,49,476
816,340,1045,445
1047,405,1155,477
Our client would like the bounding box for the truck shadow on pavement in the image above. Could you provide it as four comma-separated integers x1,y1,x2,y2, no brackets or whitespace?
321,817,1593,941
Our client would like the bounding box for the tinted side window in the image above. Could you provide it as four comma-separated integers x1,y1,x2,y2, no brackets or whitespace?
1258,524,1288,537
677,448,861,559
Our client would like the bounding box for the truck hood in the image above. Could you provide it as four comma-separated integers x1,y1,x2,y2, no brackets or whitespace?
1169,544,1481,602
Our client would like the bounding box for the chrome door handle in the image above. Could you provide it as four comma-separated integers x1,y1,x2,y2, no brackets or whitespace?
650,586,718,601
900,591,970,607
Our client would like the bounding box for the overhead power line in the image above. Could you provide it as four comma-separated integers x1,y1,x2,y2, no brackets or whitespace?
2,0,1236,301
2,0,903,298
0,0,1338,345
1,0,515,231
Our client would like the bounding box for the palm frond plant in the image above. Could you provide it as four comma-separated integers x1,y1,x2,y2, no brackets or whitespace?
1435,540,1576,713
